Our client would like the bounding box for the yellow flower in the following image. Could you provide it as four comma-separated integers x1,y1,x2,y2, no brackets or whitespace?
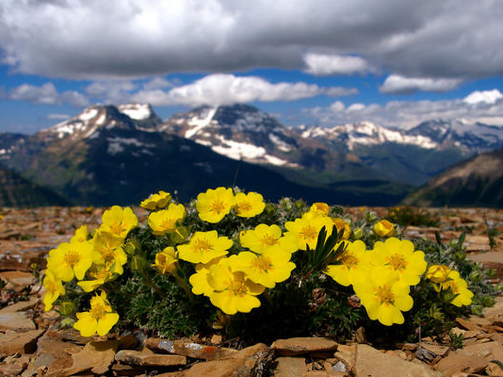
147,203,186,236
372,238,427,286
189,257,225,296
374,219,394,237
331,218,351,240
42,270,65,312
441,270,474,307
177,231,233,264
140,190,172,210
228,246,296,288
325,240,370,287
196,187,235,223
239,224,298,254
73,291,119,337
0,214,3,220
100,206,138,238
426,265,452,284
77,265,114,292
152,247,178,274
234,192,265,218
353,267,414,326
47,239,94,282
309,202,330,216
92,231,127,275
71,225,89,243
207,258,265,315
285,215,334,250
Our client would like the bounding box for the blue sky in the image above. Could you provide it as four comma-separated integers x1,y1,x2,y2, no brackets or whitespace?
1,0,503,134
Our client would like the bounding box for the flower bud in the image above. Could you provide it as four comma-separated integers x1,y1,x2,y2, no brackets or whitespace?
373,219,394,237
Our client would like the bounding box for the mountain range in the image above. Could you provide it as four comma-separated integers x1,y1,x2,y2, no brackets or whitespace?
1,103,502,207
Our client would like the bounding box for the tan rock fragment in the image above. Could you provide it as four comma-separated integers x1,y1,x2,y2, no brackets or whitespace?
435,352,488,376
0,297,39,314
0,311,36,331
0,329,44,355
145,338,238,360
354,344,441,377
271,337,338,356
115,349,187,367
273,356,306,377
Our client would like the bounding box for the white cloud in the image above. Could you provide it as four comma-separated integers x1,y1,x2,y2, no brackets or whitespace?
131,73,357,107
379,75,463,94
142,77,174,90
464,89,503,105
0,1,502,80
86,81,137,104
303,53,373,76
8,83,89,107
307,88,503,128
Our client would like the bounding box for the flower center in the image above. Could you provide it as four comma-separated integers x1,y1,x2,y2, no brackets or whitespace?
260,234,278,247
253,255,272,272
90,302,106,319
211,200,225,214
376,285,395,305
340,252,359,268
229,275,248,296
109,222,124,235
300,226,317,241
238,201,252,213
160,218,176,230
388,254,407,271
45,279,57,292
64,250,81,267
101,248,116,264
193,238,213,253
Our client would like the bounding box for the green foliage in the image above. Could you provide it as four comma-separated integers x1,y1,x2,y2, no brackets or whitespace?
449,331,464,350
386,206,440,228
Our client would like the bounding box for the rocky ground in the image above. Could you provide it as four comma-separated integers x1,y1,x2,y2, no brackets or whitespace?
0,206,502,377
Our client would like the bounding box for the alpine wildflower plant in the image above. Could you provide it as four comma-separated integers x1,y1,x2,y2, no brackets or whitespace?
41,187,495,343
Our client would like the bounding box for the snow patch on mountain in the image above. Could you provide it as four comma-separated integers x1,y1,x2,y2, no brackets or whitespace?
299,121,436,150
185,107,217,138
107,137,155,156
211,136,290,166
118,104,153,120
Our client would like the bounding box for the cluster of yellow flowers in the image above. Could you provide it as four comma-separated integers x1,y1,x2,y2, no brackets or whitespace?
42,187,474,337
43,205,138,336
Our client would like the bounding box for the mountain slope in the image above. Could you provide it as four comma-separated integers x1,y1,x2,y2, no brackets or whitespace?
0,164,71,207
1,104,408,206
404,147,503,208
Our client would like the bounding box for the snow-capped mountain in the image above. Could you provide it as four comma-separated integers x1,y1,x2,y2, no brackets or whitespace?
407,119,503,153
161,104,301,167
296,121,437,150
39,103,162,143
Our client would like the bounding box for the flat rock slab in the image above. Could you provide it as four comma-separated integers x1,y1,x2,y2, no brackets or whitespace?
468,251,503,277
0,329,44,355
0,297,39,314
0,311,36,331
271,337,338,356
354,344,441,377
273,357,307,377
115,349,187,367
146,338,238,360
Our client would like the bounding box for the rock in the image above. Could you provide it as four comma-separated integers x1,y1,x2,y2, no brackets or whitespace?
26,336,82,377
483,295,503,325
115,348,187,367
468,252,503,277
354,344,441,377
271,337,338,356
333,344,356,372
0,329,44,355
464,235,491,251
273,357,307,377
0,311,36,331
420,343,450,358
111,363,146,376
211,334,223,345
0,297,39,314
145,338,238,360
435,352,488,376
